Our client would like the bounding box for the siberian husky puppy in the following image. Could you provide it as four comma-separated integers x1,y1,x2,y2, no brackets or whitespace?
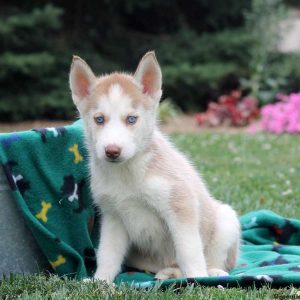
69,52,240,283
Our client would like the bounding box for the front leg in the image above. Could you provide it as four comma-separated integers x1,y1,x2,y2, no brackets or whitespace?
168,218,208,278
94,213,129,283
145,177,208,279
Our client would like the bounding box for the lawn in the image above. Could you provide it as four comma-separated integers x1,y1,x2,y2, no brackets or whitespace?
174,132,300,218
1,132,300,299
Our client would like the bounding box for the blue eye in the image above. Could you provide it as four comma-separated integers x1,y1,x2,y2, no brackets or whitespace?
95,116,105,125
127,116,138,125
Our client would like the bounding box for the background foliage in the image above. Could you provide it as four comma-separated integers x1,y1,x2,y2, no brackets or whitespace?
0,0,299,121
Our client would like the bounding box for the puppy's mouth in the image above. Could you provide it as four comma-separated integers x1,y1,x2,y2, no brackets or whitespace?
105,157,123,163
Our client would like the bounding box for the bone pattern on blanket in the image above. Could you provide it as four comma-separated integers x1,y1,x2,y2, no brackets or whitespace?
36,201,52,223
69,144,83,164
50,255,66,269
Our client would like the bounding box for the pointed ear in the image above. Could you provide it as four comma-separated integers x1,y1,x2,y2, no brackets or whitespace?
134,51,162,100
69,56,96,106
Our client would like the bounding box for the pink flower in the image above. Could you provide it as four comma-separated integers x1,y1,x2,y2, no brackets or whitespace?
260,93,300,134
195,91,259,127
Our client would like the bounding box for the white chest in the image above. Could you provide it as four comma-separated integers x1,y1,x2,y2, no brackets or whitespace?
91,166,172,255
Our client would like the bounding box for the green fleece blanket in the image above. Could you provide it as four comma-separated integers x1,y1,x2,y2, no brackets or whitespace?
0,121,300,287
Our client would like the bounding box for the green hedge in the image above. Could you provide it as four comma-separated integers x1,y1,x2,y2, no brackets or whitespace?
163,62,240,110
0,1,298,120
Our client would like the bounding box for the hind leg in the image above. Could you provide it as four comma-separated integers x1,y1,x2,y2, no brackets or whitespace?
126,251,163,274
155,267,183,280
205,204,240,276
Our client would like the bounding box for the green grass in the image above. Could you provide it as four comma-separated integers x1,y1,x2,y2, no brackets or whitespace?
173,133,300,218
1,273,300,300
1,133,300,299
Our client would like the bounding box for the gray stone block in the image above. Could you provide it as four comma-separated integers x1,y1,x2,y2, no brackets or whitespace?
0,167,50,277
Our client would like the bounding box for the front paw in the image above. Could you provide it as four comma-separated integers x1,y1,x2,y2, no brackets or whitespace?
93,270,115,284
184,269,208,278
207,268,229,277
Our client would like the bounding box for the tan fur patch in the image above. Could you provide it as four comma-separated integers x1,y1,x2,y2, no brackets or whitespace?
170,186,196,223
86,73,150,111
225,240,239,270
145,136,196,224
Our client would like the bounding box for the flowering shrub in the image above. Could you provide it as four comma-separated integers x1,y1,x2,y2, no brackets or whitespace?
195,91,259,127
261,93,300,133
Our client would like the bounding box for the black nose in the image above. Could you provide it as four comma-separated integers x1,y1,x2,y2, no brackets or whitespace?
105,145,121,159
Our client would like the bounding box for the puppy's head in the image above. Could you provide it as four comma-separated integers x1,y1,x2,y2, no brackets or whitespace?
69,52,162,163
